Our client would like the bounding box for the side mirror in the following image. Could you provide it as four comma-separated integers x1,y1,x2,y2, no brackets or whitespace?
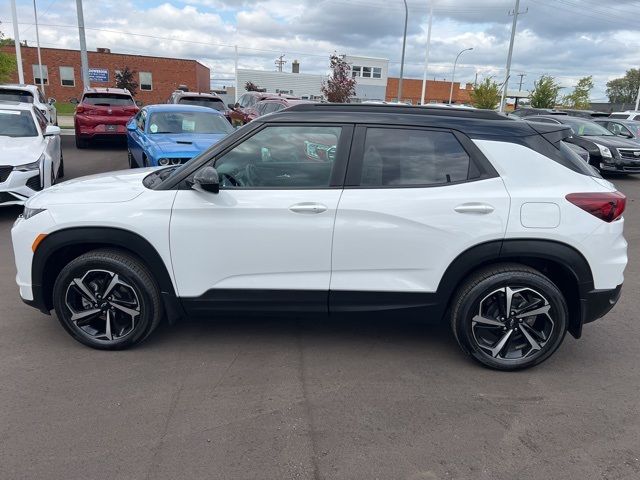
619,131,633,138
193,166,220,194
227,103,236,110
69,98,79,104
126,119,137,131
48,97,56,105
135,100,143,107
44,125,61,136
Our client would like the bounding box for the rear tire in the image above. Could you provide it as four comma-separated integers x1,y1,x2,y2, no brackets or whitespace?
57,152,64,178
450,263,568,371
127,149,138,168
52,249,163,350
75,135,87,149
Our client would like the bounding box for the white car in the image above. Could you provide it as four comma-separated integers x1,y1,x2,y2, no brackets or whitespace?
608,110,640,121
0,84,57,125
11,104,627,370
0,102,62,206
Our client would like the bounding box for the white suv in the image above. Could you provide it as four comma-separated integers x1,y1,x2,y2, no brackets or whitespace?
608,111,640,121
0,84,57,125
11,104,627,370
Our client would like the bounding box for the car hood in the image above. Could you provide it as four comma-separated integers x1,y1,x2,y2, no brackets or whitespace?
0,136,45,165
579,135,640,149
149,133,228,155
27,168,158,208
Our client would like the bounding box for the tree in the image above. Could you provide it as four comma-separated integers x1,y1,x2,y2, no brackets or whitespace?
321,53,356,103
564,76,594,109
0,30,16,82
606,69,640,106
529,75,562,108
115,66,138,96
244,81,261,92
469,77,501,109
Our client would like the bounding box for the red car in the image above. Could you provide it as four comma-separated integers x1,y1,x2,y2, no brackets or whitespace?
228,92,298,126
245,98,314,122
72,88,139,148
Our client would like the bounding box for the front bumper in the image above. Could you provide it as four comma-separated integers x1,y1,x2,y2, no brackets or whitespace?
0,170,42,206
581,284,622,325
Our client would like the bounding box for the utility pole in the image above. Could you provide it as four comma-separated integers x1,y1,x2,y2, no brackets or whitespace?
275,54,286,72
234,45,239,103
10,0,24,84
75,0,90,90
33,0,45,97
397,0,408,102
474,71,478,87
635,82,640,111
517,72,526,90
499,0,527,112
420,1,434,105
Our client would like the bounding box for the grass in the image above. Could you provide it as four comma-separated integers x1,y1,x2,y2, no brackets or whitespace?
55,102,76,115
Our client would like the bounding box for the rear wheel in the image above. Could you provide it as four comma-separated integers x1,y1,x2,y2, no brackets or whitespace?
450,264,568,370
57,152,64,178
127,149,137,168
52,249,163,350
75,134,87,149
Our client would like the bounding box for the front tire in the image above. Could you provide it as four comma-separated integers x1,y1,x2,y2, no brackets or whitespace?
450,264,568,371
52,249,163,350
127,149,137,168
57,152,64,178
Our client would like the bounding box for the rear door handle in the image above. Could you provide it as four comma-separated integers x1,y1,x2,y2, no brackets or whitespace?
454,203,495,214
289,202,328,214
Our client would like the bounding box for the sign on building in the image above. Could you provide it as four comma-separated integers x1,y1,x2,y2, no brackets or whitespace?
89,68,109,83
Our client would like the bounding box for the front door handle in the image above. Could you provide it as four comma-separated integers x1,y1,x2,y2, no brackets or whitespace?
454,203,495,214
289,202,328,214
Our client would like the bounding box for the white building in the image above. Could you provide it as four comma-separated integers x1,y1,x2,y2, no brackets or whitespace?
235,54,390,102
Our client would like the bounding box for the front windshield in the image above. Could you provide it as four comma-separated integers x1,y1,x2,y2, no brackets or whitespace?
178,97,226,112
0,110,38,137
147,111,234,135
0,89,35,104
563,118,613,136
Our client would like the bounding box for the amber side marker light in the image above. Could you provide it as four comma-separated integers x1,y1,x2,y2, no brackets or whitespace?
32,233,47,253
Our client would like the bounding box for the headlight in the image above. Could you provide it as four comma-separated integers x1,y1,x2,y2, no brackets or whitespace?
22,207,46,220
594,143,613,159
14,154,44,172
158,158,170,166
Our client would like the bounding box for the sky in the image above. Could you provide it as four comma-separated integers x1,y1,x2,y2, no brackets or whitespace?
1,0,639,101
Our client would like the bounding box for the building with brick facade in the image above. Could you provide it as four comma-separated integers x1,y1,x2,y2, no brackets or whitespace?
386,77,474,105
0,46,210,105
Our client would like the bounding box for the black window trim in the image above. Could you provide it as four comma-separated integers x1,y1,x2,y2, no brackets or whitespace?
344,124,498,189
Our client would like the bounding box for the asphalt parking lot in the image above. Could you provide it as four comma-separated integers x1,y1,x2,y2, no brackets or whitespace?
1,135,639,480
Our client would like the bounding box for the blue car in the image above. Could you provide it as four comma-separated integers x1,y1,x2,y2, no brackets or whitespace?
126,104,234,168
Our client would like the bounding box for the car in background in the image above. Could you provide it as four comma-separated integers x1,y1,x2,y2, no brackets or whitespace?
0,102,62,206
72,88,139,149
167,90,231,123
245,98,313,122
565,142,590,162
510,108,567,118
228,92,298,126
558,109,609,119
126,104,234,167
0,84,57,125
608,111,640,121
526,115,640,174
594,118,640,144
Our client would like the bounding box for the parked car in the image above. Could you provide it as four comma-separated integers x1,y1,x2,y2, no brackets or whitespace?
72,88,139,148
525,115,640,174
509,107,567,118
0,84,57,125
228,92,298,126
245,98,313,122
565,142,590,162
558,109,609,118
12,103,627,370
0,102,62,206
594,118,640,143
126,104,234,167
608,111,640,121
167,90,231,123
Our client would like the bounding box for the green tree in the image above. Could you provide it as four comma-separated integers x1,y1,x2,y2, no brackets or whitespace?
115,66,138,96
469,77,501,109
0,30,16,82
606,69,640,106
321,53,356,103
530,75,561,108
563,76,594,109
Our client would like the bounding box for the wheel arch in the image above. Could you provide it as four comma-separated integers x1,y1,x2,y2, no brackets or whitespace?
437,239,594,339
32,227,180,320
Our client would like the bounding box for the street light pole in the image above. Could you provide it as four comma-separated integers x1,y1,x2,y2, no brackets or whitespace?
448,47,473,105
33,0,45,97
397,0,408,102
420,1,434,105
75,0,90,90
10,0,24,84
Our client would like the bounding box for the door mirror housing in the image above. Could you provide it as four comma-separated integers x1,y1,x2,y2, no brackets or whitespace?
44,125,61,136
193,166,220,194
48,97,56,105
618,131,633,138
69,98,79,104
227,103,236,110
135,100,143,107
126,119,137,131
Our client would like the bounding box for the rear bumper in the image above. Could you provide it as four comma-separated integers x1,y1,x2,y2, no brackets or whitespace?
581,284,622,325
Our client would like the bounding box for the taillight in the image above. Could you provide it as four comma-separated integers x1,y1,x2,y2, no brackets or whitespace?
75,105,85,114
566,192,626,222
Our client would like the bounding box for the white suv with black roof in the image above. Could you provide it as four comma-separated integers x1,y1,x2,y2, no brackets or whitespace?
11,104,627,370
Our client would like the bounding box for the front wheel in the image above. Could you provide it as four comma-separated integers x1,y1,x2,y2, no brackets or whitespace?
450,264,568,371
52,249,163,349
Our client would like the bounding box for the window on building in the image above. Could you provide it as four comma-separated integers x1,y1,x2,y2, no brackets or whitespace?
139,72,153,91
359,128,472,187
362,67,372,78
59,66,75,87
372,67,382,79
32,64,48,85
352,66,362,78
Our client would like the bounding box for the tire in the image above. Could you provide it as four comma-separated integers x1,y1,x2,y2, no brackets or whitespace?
57,152,64,178
142,154,148,167
450,263,568,371
52,249,163,350
127,149,137,168
75,134,87,149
